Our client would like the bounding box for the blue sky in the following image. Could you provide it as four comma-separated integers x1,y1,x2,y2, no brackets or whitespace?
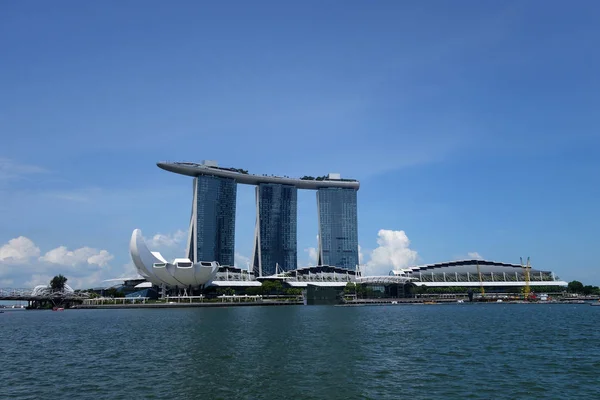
1,0,599,288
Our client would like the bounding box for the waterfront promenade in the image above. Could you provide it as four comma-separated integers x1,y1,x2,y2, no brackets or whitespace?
72,297,596,309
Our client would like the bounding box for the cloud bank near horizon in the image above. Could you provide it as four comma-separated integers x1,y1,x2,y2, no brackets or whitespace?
0,228,421,288
0,236,116,289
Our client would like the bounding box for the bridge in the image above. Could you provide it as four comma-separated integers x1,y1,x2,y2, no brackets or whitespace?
0,288,90,307
0,288,36,300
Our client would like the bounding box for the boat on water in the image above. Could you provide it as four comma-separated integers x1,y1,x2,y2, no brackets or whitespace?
52,307,65,311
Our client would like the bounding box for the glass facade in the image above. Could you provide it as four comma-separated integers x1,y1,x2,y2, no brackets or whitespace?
317,188,359,270
194,175,237,266
254,183,297,276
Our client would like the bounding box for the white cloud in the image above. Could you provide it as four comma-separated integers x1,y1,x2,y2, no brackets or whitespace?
23,271,109,290
0,236,113,269
0,158,47,181
0,236,123,289
40,246,113,267
23,274,53,288
358,245,364,265
234,252,251,269
117,262,143,279
468,252,483,260
147,230,186,248
87,250,114,266
366,229,418,275
0,236,40,264
301,234,320,267
304,247,318,265
64,270,110,290
142,230,188,263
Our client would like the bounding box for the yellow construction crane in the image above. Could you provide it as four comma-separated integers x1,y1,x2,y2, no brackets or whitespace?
521,256,531,299
476,261,485,297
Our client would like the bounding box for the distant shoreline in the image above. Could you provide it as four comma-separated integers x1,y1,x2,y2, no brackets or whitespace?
70,298,595,310
73,300,304,309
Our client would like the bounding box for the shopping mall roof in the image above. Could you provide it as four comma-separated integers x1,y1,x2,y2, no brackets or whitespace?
392,259,553,275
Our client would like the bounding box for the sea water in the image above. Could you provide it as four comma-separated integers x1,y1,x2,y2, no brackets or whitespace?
1,304,598,399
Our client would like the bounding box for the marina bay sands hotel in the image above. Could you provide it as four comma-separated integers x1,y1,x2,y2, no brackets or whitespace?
157,161,360,277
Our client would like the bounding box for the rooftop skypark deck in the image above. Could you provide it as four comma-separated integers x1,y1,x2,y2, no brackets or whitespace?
157,161,360,190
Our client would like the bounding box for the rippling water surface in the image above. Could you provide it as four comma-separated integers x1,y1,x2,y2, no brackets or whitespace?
2,304,599,399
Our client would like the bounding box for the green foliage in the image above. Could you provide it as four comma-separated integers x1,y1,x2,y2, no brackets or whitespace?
300,175,356,182
260,280,283,295
342,283,385,298
216,287,236,296
343,282,356,294
50,275,68,291
529,286,566,293
245,286,262,296
284,288,302,296
217,166,249,174
568,280,584,293
583,285,600,296
565,281,600,295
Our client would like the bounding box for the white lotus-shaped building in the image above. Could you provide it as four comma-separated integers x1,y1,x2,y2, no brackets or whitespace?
130,229,219,288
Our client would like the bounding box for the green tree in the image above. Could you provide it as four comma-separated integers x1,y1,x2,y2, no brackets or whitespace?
216,287,236,296
284,288,302,296
50,275,68,292
260,281,273,294
568,280,584,294
344,282,356,295
355,284,367,298
245,287,262,296
261,280,283,295
582,285,600,296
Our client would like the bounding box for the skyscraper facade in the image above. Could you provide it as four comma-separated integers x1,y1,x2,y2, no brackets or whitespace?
252,183,297,277
187,175,237,266
157,161,360,275
317,187,359,270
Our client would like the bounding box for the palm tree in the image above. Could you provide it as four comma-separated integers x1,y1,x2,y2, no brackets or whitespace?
50,275,68,292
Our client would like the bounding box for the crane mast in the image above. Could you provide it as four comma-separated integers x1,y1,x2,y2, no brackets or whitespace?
521,256,531,299
476,261,485,298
